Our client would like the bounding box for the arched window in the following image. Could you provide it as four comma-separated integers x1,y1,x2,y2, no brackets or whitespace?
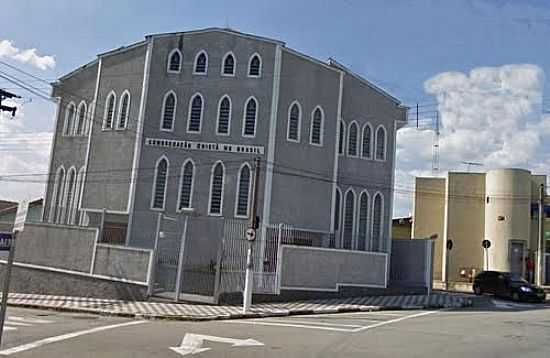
49,166,65,223
222,52,235,76
187,93,203,133
217,95,231,135
235,164,251,217
178,160,194,210
334,187,342,232
362,123,373,159
208,162,225,215
287,101,301,142
71,167,85,225
194,51,208,74
63,167,77,224
64,102,76,136
310,107,324,145
243,97,257,137
167,49,182,73
75,102,87,136
338,120,345,155
160,91,176,131
358,191,370,251
85,104,93,135
372,192,384,251
348,122,359,156
117,91,130,130
343,189,355,250
248,54,261,77
152,157,169,210
375,125,387,161
103,92,116,129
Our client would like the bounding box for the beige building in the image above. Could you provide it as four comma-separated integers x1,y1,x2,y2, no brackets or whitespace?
412,168,549,286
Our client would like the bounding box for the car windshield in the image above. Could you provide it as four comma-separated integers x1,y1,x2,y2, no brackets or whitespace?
504,273,528,283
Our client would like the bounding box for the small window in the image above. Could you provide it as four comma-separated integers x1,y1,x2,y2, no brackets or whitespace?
117,91,130,130
187,94,203,133
194,51,208,74
222,52,235,76
358,191,370,251
348,122,359,156
362,123,372,158
167,49,182,73
235,164,251,217
287,102,301,142
343,189,355,250
209,162,225,215
310,107,323,145
178,160,194,210
64,102,76,136
161,91,176,131
375,126,387,161
248,54,261,77
152,157,169,210
75,102,87,136
103,93,116,129
372,192,384,251
217,96,231,135
338,120,345,155
243,97,257,137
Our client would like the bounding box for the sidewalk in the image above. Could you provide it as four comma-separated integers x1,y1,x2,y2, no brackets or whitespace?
4,292,472,321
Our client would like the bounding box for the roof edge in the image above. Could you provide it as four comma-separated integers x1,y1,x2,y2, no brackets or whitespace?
148,27,285,46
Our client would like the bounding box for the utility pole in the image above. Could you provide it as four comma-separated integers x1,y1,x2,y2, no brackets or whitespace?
243,157,261,313
0,89,21,117
536,183,545,286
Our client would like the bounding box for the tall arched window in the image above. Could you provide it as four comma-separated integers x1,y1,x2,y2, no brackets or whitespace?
235,164,251,218
167,49,182,73
117,91,130,130
49,166,65,223
152,157,169,210
160,91,176,131
338,120,345,155
362,123,373,159
63,167,77,224
194,51,208,74
187,93,203,133
103,92,116,129
358,191,370,251
178,160,194,210
310,107,324,145
334,187,342,232
348,122,359,156
75,102,87,136
64,102,76,136
343,189,355,250
375,125,387,161
248,54,261,77
243,97,257,137
70,167,85,225
372,192,384,251
209,162,225,215
222,52,235,76
287,101,301,142
217,95,231,135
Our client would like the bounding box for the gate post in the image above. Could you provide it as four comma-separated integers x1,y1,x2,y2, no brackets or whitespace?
147,213,163,298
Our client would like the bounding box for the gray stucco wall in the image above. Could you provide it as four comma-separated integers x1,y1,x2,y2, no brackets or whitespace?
93,244,151,282
390,239,431,288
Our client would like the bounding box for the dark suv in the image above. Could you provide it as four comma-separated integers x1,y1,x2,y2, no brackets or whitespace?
473,271,546,302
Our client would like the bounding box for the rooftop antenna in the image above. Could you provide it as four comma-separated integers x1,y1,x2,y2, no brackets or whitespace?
431,111,440,176
461,161,483,172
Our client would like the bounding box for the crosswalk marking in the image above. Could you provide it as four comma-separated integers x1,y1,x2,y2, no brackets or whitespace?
4,321,32,327
8,316,53,324
3,315,54,332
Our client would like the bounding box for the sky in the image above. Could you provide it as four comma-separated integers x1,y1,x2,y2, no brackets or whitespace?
1,0,550,217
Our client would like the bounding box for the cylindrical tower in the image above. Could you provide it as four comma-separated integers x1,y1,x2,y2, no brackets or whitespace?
485,168,531,273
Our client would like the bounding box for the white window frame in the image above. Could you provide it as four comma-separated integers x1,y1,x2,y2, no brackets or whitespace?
208,161,225,216
70,167,86,225
343,187,357,250
247,53,262,78
160,90,177,132
374,125,387,161
370,191,384,251
309,106,324,146
361,122,374,160
334,186,343,247
49,165,65,223
62,166,77,225
216,94,232,136
242,96,258,138
102,91,117,130
176,158,195,211
193,50,209,75
338,119,346,155
187,92,204,134
63,101,76,136
167,48,183,74
85,103,93,136
347,121,359,158
74,101,87,136
358,189,371,251
150,155,170,211
286,100,302,143
116,90,131,130
221,51,236,77
234,162,252,219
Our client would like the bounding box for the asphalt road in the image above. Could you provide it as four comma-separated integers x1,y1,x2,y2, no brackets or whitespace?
0,299,549,357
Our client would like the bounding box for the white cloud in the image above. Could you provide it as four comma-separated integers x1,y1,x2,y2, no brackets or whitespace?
395,64,548,217
0,40,55,70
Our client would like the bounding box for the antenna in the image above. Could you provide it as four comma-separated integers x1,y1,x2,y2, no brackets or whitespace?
431,111,440,175
461,161,483,172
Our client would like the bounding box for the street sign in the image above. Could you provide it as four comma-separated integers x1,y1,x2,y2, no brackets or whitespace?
446,239,453,250
482,239,491,249
245,228,256,241
0,233,13,251
13,200,29,232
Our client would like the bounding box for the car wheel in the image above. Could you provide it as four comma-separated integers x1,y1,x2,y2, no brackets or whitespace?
512,292,520,301
474,285,482,295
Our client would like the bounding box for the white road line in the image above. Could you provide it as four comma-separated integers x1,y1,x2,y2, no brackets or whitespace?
0,320,147,356
8,316,52,324
230,320,355,332
4,321,32,327
3,327,17,332
298,312,406,319
351,310,439,333
259,319,364,328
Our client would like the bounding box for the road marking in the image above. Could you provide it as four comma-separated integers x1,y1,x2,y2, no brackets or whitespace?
351,310,439,332
2,327,16,332
4,321,32,327
170,334,264,356
0,320,146,356
232,320,356,332
258,319,364,328
8,316,53,324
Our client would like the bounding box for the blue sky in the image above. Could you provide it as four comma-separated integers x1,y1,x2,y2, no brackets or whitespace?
1,0,550,215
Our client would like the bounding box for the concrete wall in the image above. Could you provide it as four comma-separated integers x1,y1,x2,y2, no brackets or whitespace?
93,244,151,282
390,239,431,288
279,245,387,291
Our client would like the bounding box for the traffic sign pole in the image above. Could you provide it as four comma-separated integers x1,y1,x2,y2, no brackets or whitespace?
0,231,17,347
